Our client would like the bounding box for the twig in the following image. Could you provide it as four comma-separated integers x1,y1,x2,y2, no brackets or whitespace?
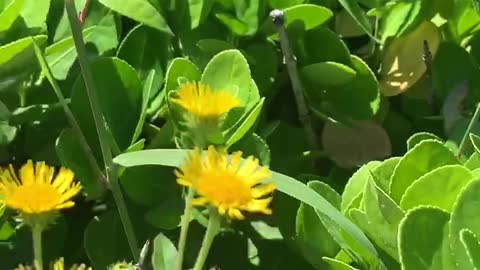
269,10,320,155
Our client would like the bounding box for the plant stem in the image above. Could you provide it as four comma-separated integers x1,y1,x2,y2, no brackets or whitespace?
32,224,43,270
31,39,108,194
64,0,139,260
176,189,194,270
270,10,320,156
458,102,480,157
192,209,221,270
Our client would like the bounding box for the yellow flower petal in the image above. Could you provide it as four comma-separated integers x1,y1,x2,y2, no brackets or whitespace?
170,82,240,119
0,160,82,215
176,146,275,220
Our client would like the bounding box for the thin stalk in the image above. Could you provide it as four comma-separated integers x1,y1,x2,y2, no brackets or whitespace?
458,103,480,157
32,224,43,270
176,189,194,270
31,39,107,193
270,10,320,155
64,0,139,260
192,210,221,270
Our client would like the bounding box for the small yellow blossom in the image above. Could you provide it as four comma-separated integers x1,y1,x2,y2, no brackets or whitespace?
0,160,81,215
175,145,276,220
170,82,240,119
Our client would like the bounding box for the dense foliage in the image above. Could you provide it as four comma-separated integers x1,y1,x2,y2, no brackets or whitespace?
2,0,480,270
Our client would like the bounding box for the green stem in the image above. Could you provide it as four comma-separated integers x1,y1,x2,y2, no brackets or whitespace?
64,0,139,260
32,224,44,270
192,209,221,270
458,102,480,157
270,10,320,157
176,189,194,270
31,39,107,193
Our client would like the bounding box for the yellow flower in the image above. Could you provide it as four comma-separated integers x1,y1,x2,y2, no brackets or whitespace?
170,82,240,119
0,160,81,215
175,145,276,220
15,257,91,270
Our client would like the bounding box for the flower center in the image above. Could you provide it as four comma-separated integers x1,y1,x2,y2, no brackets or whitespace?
6,183,62,212
196,170,252,206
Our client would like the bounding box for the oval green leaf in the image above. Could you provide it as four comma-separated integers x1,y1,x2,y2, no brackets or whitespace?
98,0,172,35
389,139,458,202
400,165,474,212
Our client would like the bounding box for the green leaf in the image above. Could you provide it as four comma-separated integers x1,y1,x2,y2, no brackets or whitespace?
230,132,271,166
323,257,360,270
112,148,379,263
389,139,458,202
56,128,104,199
200,49,253,106
152,233,178,270
470,133,480,154
84,211,133,269
370,157,401,193
132,70,155,143
98,0,172,35
20,0,49,28
400,165,474,212
337,0,375,41
407,132,443,150
268,0,304,9
450,179,480,270
460,229,480,269
0,35,47,91
189,0,215,29
465,152,480,170
144,196,183,230
381,0,433,41
0,0,24,32
71,57,143,152
196,39,235,56
117,24,170,99
224,97,264,147
284,4,333,30
432,42,479,100
120,165,181,207
45,26,97,80
398,206,451,270
323,55,381,120
301,62,356,88
363,179,404,260
341,160,381,213
302,27,352,66
296,180,341,269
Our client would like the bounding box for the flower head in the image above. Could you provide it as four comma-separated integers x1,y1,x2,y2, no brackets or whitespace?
175,145,275,220
0,160,81,215
15,257,91,270
170,82,240,119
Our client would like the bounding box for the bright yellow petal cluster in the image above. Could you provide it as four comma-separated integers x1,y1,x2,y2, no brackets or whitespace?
15,257,91,270
175,145,276,220
0,160,81,214
170,82,240,119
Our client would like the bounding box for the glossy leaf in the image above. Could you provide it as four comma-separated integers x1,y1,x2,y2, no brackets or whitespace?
98,0,172,35
284,4,333,30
